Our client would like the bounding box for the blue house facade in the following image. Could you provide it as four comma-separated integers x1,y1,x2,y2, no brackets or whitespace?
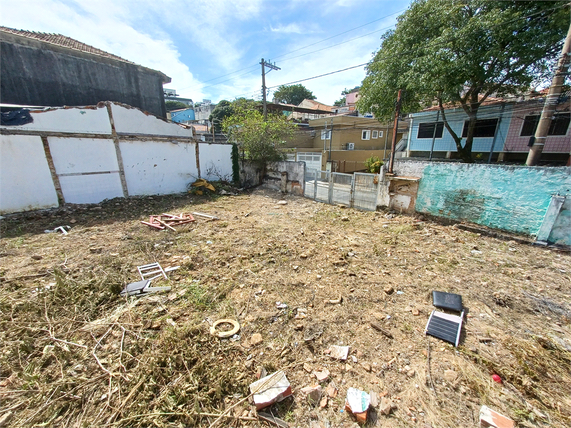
407,100,513,160
170,108,195,123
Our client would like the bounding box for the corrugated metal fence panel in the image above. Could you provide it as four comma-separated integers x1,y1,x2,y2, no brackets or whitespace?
353,173,378,211
331,172,353,206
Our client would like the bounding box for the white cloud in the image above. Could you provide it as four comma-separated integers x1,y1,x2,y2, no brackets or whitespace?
0,0,208,100
270,23,305,34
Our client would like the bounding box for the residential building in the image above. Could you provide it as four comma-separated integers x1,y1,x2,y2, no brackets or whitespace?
290,99,335,120
169,107,196,124
164,89,193,106
0,26,170,118
194,100,216,123
407,95,570,163
285,115,408,173
503,97,570,163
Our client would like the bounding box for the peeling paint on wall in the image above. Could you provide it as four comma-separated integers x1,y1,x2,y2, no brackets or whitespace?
415,163,571,236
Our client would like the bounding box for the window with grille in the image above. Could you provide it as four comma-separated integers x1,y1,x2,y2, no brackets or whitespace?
418,122,444,139
520,113,570,136
462,118,498,138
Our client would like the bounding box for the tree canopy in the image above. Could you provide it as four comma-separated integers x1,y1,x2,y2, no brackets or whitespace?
209,100,234,132
272,84,316,105
357,0,569,162
334,86,361,106
222,107,295,169
165,101,190,112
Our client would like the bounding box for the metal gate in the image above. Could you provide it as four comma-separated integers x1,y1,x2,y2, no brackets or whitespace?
304,169,379,211
353,173,379,211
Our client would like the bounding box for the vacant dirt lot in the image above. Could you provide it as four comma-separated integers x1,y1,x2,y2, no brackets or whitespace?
1,187,570,428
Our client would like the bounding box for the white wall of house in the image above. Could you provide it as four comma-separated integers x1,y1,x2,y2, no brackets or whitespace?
0,102,232,213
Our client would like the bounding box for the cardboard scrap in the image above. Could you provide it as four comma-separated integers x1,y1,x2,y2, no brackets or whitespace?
249,371,292,410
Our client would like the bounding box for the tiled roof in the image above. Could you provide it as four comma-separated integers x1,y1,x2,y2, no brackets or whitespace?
0,26,135,65
421,96,506,112
300,99,335,111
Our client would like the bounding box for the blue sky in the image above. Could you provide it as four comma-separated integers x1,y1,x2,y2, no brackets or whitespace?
0,0,412,105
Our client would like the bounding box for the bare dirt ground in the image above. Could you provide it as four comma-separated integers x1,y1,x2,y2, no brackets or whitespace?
1,187,570,428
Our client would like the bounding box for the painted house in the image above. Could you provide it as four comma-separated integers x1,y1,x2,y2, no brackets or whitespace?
169,107,196,124
0,26,171,118
284,115,408,173
407,95,570,163
503,97,570,163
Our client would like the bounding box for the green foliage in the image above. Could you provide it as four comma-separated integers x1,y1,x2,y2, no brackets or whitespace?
357,0,569,162
231,143,240,184
341,86,360,96
364,156,384,173
165,101,190,112
334,87,360,107
209,100,234,132
222,108,296,169
273,84,316,105
334,97,346,107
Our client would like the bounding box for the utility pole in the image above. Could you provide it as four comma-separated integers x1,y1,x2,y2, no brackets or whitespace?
388,89,403,174
260,58,281,121
526,23,571,166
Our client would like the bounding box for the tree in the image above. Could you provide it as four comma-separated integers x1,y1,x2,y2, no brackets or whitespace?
222,107,296,173
357,0,569,162
165,101,189,112
272,84,316,105
334,86,361,106
209,100,234,132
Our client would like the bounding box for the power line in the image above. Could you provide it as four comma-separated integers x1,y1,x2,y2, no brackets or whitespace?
271,9,405,61
177,9,405,93
267,63,368,89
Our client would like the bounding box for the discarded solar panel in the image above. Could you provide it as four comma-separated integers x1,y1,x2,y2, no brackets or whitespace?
432,291,463,312
425,291,465,347
425,310,464,347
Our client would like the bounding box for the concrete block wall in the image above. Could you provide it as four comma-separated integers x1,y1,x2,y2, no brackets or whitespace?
0,102,232,213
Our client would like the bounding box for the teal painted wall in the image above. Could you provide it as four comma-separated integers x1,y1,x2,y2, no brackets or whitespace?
415,164,571,236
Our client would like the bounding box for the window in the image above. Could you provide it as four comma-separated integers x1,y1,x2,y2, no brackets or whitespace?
418,122,444,139
362,130,371,140
520,113,570,136
320,129,331,140
379,131,383,138
462,118,498,138
372,130,378,139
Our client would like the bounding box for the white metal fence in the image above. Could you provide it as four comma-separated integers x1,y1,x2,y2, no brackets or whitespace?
304,169,379,211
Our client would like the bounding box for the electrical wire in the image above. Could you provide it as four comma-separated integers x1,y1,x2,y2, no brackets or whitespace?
177,9,405,92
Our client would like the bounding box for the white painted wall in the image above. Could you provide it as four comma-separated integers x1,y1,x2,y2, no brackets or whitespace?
0,135,59,213
120,140,199,195
199,143,233,181
49,137,119,174
48,137,124,204
111,104,193,137
1,106,112,134
0,103,231,213
58,174,124,204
